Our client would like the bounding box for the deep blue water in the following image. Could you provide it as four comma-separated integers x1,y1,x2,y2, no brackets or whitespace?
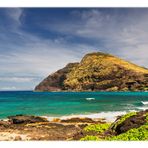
0,91,148,119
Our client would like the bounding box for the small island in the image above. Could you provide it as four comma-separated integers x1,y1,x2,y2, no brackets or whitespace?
35,52,148,92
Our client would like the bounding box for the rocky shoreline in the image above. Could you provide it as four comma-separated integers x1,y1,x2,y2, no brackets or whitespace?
0,115,105,141
0,110,148,141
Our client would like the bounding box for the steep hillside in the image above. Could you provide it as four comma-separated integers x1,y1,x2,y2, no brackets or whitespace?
35,52,148,91
35,63,79,91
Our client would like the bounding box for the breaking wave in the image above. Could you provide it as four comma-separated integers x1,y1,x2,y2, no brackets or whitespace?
141,101,148,105
85,98,95,101
42,111,132,122
137,106,148,110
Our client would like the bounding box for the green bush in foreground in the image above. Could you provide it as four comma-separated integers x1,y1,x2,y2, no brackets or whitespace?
145,113,148,121
80,135,101,141
80,112,148,141
81,124,148,141
84,123,111,134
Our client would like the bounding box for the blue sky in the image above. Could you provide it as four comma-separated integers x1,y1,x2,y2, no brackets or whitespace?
0,8,148,90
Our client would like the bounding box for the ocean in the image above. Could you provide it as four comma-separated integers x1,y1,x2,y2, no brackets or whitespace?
0,91,148,121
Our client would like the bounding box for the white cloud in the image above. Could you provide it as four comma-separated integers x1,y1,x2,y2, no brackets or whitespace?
0,76,37,82
44,9,148,67
0,8,148,90
0,86,17,90
0,26,97,78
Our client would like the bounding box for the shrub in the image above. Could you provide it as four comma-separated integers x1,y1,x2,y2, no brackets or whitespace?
84,123,111,134
107,124,148,141
80,112,148,141
145,113,148,122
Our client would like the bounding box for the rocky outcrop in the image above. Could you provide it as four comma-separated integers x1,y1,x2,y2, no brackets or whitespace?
0,115,96,141
35,63,79,91
108,110,148,135
115,114,146,134
8,115,48,124
35,52,148,91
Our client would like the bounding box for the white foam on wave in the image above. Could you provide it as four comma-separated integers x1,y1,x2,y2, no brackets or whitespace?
85,98,95,101
42,111,131,122
141,101,148,105
137,106,148,110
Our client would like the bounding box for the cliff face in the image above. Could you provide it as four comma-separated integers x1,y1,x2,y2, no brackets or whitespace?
35,52,148,92
35,63,79,91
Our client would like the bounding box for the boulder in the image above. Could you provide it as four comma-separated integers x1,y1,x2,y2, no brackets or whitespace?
8,115,48,124
115,115,146,134
110,110,148,135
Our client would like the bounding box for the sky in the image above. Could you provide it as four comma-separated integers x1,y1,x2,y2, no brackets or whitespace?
0,8,148,90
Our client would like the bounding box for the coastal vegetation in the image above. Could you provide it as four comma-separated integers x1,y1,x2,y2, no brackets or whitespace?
83,123,111,133
80,110,148,141
80,124,148,141
107,124,148,141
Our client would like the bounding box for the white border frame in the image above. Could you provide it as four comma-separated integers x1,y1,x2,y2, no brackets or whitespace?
0,1,148,148
0,0,148,7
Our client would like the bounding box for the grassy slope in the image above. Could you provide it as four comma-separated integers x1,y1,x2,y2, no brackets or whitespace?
64,52,148,90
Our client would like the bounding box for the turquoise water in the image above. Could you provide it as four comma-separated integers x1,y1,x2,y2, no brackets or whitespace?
0,91,148,119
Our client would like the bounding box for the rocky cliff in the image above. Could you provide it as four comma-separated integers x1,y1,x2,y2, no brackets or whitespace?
35,52,148,91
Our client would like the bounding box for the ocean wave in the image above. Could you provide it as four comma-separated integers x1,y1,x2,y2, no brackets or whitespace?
42,111,132,122
85,98,95,101
124,104,136,110
141,101,148,105
136,106,148,110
